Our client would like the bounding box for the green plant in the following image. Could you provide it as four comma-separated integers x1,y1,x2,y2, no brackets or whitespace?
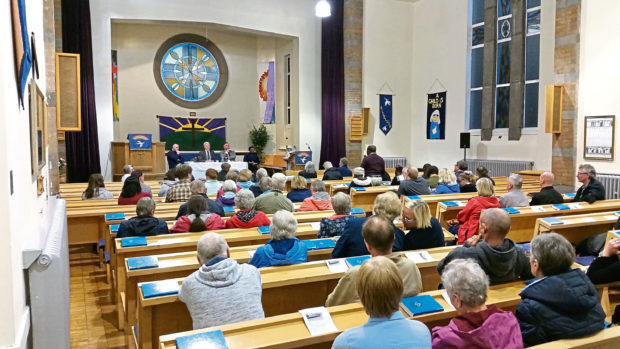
249,124,271,157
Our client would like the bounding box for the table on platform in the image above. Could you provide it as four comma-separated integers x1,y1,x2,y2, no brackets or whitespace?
187,161,248,179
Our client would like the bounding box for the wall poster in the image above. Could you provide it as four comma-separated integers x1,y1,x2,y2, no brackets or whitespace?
584,115,614,160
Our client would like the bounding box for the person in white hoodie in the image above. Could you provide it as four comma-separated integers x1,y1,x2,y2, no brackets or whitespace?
347,167,372,194
179,232,265,329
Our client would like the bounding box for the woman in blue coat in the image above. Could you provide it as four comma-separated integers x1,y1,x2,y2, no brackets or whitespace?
432,168,460,194
249,210,307,268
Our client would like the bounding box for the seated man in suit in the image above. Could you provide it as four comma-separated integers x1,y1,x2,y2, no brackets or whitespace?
197,141,217,162
179,232,264,329
175,180,224,219
499,173,529,208
529,171,563,205
332,191,405,258
116,197,169,238
573,163,606,203
220,142,236,162
166,143,184,169
326,215,421,306
397,167,431,197
338,157,353,177
437,208,532,285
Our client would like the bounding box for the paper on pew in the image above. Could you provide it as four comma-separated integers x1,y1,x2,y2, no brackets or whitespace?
404,251,435,264
390,186,399,190
582,217,596,223
247,250,256,257
152,238,184,245
568,203,584,209
531,206,547,212
604,215,618,220
299,307,339,336
442,292,455,310
456,201,466,207
332,184,347,189
325,259,348,273
308,222,321,230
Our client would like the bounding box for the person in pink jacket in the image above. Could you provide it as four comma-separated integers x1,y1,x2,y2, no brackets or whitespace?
298,180,333,211
432,259,522,348
171,195,226,233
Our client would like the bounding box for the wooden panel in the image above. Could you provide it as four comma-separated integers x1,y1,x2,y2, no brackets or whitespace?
56,53,81,131
545,84,564,134
262,154,286,167
349,116,363,141
362,107,370,135
111,142,166,181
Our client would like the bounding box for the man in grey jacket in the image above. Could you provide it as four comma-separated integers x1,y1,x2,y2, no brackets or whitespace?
397,167,431,197
499,173,529,208
179,233,265,329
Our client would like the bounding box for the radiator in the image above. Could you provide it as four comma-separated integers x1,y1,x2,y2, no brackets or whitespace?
23,198,70,349
466,159,533,177
384,157,407,168
597,173,620,199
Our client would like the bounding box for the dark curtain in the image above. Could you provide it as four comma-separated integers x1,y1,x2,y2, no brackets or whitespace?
319,0,346,167
62,0,101,182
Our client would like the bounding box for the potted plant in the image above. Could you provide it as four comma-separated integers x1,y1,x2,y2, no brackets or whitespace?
249,124,271,157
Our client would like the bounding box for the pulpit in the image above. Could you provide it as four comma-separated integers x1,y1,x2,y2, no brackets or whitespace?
111,141,166,181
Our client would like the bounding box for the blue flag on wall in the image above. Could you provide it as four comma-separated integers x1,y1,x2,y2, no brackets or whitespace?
379,94,393,135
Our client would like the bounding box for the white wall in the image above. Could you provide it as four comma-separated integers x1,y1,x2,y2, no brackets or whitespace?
0,0,51,347
90,0,321,180
578,0,620,175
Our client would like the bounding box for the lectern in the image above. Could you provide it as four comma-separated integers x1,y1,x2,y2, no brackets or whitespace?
111,141,166,181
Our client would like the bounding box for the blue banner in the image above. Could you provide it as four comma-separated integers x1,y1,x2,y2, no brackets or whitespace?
128,134,152,150
379,94,392,135
295,151,312,165
427,92,446,140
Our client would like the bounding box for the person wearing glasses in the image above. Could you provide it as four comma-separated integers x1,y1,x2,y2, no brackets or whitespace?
573,164,605,204
402,198,444,250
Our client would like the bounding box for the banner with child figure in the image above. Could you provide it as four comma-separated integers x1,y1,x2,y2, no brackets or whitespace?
426,92,446,140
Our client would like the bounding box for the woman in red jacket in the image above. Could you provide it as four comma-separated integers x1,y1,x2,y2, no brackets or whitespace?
170,195,226,233
226,189,271,229
450,177,500,244
299,180,333,211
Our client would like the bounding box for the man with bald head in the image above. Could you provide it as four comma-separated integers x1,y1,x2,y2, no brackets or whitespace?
529,171,563,206
437,208,532,285
397,167,431,197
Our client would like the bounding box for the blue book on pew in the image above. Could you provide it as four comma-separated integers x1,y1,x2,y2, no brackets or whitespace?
222,205,235,213
120,236,148,247
110,224,120,233
315,239,336,249
257,226,271,235
576,255,596,266
502,207,520,214
400,294,444,317
127,256,159,270
175,329,228,349
564,193,576,198
350,207,365,215
346,183,351,187
407,196,422,200
141,280,180,299
345,255,370,268
442,201,459,207
516,243,531,252
305,178,311,181
552,204,570,211
301,240,318,251
541,217,564,225
351,187,366,191
105,213,126,221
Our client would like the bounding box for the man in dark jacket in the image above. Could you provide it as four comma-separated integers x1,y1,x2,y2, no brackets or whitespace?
217,162,231,181
437,208,532,285
529,171,563,205
337,157,353,177
166,143,184,169
360,145,385,177
117,197,169,238
397,167,431,197
176,180,224,219
322,161,343,181
573,164,606,203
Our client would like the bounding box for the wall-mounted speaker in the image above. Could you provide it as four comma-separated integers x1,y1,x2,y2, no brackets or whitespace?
55,53,81,131
545,84,563,134
460,132,471,149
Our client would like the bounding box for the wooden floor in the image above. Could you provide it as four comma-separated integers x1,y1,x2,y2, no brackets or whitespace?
70,247,126,348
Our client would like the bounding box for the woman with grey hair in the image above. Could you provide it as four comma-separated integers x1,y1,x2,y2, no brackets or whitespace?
216,180,237,207
573,163,606,203
248,210,307,268
432,259,522,348
318,192,353,238
347,167,372,194
516,233,605,347
298,161,317,179
299,180,333,211
225,189,271,229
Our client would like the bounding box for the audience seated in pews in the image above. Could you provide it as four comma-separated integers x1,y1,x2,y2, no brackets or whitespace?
158,169,178,197
248,210,308,268
217,162,231,181
573,163,606,203
298,161,317,179
499,173,529,208
165,164,193,203
237,169,254,190
204,168,221,195
326,216,421,306
347,167,372,194
116,197,169,238
322,161,343,180
361,145,388,180
475,166,496,186
516,233,605,347
171,195,226,233
121,164,133,182
216,180,238,207
432,259,523,348
131,169,152,196
179,233,264,329
118,176,152,205
254,173,295,214
175,180,224,218
225,189,271,229
337,157,352,177
397,167,431,197
332,191,404,258
299,180,333,211
432,168,460,194
215,171,242,198
439,208,532,285
287,175,312,203
402,198,444,250
587,236,620,284
449,177,500,244
424,165,439,189
249,168,269,197
331,256,431,349
458,172,477,193
82,173,113,200
454,160,468,178
528,171,563,205
391,164,404,186
318,192,354,238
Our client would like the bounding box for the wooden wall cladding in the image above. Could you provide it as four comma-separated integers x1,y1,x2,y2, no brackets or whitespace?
55,53,81,131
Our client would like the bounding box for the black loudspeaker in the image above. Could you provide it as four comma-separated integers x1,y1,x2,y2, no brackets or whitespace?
460,132,471,149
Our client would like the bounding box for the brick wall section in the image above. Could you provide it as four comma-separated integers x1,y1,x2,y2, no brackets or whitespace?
343,0,363,166
552,0,581,186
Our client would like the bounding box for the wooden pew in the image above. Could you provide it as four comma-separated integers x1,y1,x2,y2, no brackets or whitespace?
529,326,620,348
533,211,620,245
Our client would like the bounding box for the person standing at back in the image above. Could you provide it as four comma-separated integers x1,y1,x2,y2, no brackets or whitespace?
360,145,385,178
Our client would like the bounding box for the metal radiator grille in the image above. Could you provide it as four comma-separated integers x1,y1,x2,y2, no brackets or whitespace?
384,157,407,168
597,173,620,199
466,159,534,177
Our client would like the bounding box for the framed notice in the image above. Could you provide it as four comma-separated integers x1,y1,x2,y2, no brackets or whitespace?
584,115,614,160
